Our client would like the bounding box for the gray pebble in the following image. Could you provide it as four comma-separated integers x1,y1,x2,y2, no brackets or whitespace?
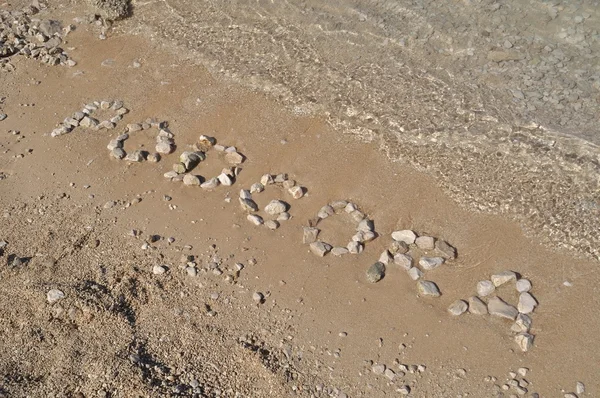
517,292,538,314
468,296,488,315
366,262,385,283
201,177,220,189
152,265,167,275
415,236,435,250
417,280,441,297
303,227,320,244
435,240,457,259
265,220,280,230
419,256,444,270
265,200,287,215
47,289,65,303
391,230,417,244
488,296,518,320
239,198,258,212
516,279,532,292
310,241,332,257
347,241,363,254
514,333,534,352
394,253,413,270
408,267,423,280
331,247,349,256
183,174,201,186
247,214,264,226
372,364,386,375
250,182,264,193
111,148,126,159
491,271,517,287
477,280,495,296
448,299,468,315
317,205,335,219
277,212,291,221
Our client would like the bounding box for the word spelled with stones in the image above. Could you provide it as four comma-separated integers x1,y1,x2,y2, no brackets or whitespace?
304,201,376,257
240,173,305,230
451,270,538,352
108,119,171,162
377,229,456,295
51,99,128,137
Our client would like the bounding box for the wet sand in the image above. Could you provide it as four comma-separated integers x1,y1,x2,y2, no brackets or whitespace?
0,2,599,397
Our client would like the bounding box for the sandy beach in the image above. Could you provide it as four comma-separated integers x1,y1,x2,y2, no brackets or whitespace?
1,1,599,397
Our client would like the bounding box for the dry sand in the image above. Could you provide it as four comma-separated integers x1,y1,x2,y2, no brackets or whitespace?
0,2,599,397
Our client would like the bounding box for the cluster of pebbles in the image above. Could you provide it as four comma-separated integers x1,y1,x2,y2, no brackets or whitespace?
366,230,456,293
303,201,376,257
447,271,538,352
51,99,129,137
0,7,75,68
369,360,427,395
108,119,173,161
164,135,243,188
240,173,305,229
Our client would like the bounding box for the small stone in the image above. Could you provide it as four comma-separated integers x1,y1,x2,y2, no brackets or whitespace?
330,200,348,213
172,163,187,174
265,220,280,230
152,265,167,275
415,236,435,250
487,296,518,320
511,313,532,333
357,218,374,232
80,116,99,128
514,333,534,352
408,267,423,280
366,262,385,283
107,139,122,150
394,253,413,270
217,173,233,186
125,150,145,162
389,240,409,254
317,205,335,219
265,200,287,215
379,250,393,264
239,189,252,200
349,210,365,223
127,123,142,132
477,280,495,297
111,148,126,159
576,382,585,394
274,173,287,182
250,183,264,193
183,174,201,186
517,367,528,377
239,198,258,212
247,214,264,226
146,153,160,162
398,386,411,395
516,279,532,293
310,241,332,257
224,151,244,165
283,179,296,189
277,212,291,221
372,364,386,375
260,174,274,185
303,227,320,244
384,368,396,381
347,241,363,254
252,292,264,303
0,114,7,121
197,135,216,149
331,247,349,256
47,289,65,303
417,280,441,297
517,292,538,314
448,300,468,315
344,203,357,213
186,267,197,277
156,142,174,154
392,230,417,244
288,186,304,199
201,177,220,189
468,296,488,315
419,256,444,270
491,271,517,287
435,240,457,259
